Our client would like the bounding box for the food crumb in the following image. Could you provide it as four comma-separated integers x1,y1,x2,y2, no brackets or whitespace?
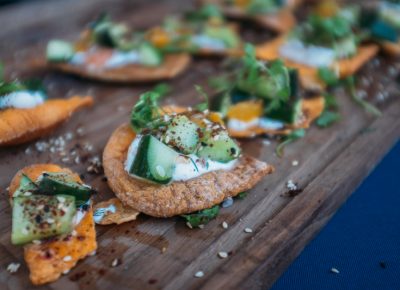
111,258,121,267
194,271,204,278
222,221,228,229
218,252,228,259
286,180,297,191
330,267,340,274
7,262,20,274
186,222,193,229
244,228,253,233
292,160,299,166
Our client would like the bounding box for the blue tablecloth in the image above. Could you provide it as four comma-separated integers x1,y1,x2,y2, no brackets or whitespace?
272,141,400,290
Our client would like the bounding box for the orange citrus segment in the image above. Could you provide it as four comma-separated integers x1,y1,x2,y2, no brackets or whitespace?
146,27,171,48
227,101,263,122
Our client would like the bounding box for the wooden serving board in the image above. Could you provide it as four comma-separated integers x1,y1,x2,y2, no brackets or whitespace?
0,0,399,289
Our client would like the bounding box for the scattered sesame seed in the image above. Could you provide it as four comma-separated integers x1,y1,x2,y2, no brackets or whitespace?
218,252,228,259
222,221,228,229
62,269,70,275
63,256,72,262
194,271,204,278
330,267,340,274
23,191,32,196
262,140,271,146
244,228,253,233
111,258,120,267
7,262,20,274
292,160,299,166
186,222,193,229
47,218,55,224
88,250,96,256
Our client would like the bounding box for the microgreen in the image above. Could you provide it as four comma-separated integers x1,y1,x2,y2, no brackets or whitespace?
181,205,219,228
275,129,306,157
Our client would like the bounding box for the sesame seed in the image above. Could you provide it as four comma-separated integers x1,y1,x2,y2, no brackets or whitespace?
23,191,32,196
244,228,253,233
286,180,297,191
218,252,228,259
47,218,55,224
63,256,72,262
111,258,120,267
7,262,20,274
222,221,228,229
62,269,70,275
331,267,340,274
186,222,193,229
194,271,204,278
198,224,204,229
292,160,299,166
32,240,41,245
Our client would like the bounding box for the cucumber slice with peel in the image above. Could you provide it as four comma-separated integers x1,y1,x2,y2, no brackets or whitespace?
13,174,38,198
11,195,76,245
129,135,179,184
46,40,74,62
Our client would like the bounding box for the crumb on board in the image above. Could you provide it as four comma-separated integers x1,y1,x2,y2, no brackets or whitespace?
244,227,253,233
222,221,228,229
194,271,204,278
218,252,228,259
330,267,340,274
7,262,20,274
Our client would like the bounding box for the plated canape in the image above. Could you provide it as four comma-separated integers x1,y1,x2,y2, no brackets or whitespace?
8,164,97,285
46,14,190,82
361,0,400,56
0,73,93,146
210,45,324,138
103,89,273,220
256,1,379,91
201,0,301,33
146,4,243,57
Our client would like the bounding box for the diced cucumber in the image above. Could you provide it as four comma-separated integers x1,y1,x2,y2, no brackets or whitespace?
289,69,299,99
37,172,93,205
13,174,38,198
204,25,240,49
197,131,241,163
163,115,199,154
334,36,357,58
11,195,76,245
371,20,398,43
94,21,128,48
139,43,163,66
129,135,179,184
266,99,303,124
46,40,74,62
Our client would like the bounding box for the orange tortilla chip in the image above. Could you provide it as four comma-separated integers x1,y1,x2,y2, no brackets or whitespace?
93,198,140,225
49,53,191,83
9,164,97,285
103,124,273,217
228,96,325,138
256,36,379,91
380,40,400,56
0,96,93,146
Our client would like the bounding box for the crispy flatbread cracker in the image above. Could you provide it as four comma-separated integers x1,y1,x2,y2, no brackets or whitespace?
0,96,93,146
93,197,140,225
256,35,379,91
9,164,97,285
202,0,301,33
49,53,191,83
228,96,325,138
103,124,273,217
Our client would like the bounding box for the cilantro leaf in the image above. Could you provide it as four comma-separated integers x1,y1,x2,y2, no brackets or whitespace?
181,205,219,228
318,67,340,86
275,129,305,157
130,91,164,132
316,110,340,128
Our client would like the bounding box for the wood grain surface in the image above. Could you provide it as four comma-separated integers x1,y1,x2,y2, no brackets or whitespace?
0,0,399,289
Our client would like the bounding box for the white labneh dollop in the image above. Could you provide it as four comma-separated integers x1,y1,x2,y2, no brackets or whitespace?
191,35,226,51
124,135,237,182
279,39,336,68
0,91,45,109
228,117,284,131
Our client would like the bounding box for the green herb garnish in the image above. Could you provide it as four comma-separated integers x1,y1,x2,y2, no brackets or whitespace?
316,93,340,128
182,205,220,228
237,191,248,199
276,129,306,157
194,85,209,112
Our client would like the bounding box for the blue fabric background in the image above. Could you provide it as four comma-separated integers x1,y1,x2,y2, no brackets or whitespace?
272,141,400,290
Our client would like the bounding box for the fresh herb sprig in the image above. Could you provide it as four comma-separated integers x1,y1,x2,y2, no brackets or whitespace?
275,129,306,157
316,93,340,128
181,205,220,228
130,91,165,133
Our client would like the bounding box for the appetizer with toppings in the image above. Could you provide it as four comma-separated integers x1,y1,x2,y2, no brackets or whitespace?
8,164,97,285
103,89,273,219
202,0,301,33
46,14,190,82
210,45,324,137
361,0,400,56
146,4,243,56
256,1,379,91
0,71,93,146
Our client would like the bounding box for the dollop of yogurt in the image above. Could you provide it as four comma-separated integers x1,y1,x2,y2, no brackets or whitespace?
228,117,284,131
124,135,238,182
279,39,336,68
191,34,226,51
0,91,45,109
